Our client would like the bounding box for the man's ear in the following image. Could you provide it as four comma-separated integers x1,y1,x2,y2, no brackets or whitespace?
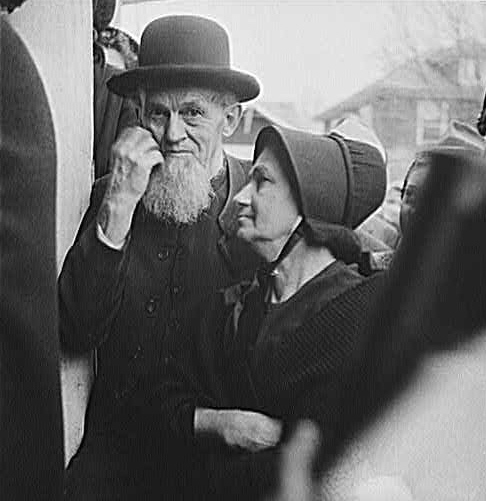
222,103,243,138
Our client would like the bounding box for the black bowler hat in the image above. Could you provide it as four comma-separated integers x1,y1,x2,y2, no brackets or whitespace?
107,15,260,102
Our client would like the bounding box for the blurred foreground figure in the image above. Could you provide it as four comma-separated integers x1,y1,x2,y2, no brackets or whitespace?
265,421,321,501
316,147,486,500
0,15,64,499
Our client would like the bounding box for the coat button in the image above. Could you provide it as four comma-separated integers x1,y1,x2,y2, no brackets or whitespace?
145,298,157,314
170,319,180,331
157,249,170,261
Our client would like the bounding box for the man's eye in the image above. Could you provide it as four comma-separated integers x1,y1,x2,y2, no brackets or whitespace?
183,107,203,119
148,108,167,122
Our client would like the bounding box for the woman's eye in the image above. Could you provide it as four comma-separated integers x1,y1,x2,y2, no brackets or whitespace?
255,173,269,189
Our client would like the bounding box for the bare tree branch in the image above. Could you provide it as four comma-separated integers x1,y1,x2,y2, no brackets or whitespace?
379,0,486,86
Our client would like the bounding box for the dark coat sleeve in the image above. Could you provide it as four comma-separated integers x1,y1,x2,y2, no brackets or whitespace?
146,290,280,500
58,176,131,353
200,447,280,501
147,293,230,444
151,379,281,500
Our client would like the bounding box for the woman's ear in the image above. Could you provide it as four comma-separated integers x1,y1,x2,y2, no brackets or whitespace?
222,103,243,138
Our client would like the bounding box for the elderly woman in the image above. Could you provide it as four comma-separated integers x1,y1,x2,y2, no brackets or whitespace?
216,121,386,410
155,119,387,500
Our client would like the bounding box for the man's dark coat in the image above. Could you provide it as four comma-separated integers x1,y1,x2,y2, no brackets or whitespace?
59,155,260,499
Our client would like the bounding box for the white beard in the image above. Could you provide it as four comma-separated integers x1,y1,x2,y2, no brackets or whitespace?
142,154,215,224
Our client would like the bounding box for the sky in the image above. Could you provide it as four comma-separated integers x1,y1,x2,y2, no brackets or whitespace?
116,1,391,114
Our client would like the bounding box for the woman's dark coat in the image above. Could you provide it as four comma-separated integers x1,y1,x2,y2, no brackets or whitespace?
158,262,384,500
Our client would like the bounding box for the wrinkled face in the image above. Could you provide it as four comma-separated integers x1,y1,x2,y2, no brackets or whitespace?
233,145,300,261
139,88,239,223
141,88,229,177
400,165,429,235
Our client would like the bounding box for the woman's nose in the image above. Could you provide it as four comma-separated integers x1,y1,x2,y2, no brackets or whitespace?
233,182,253,206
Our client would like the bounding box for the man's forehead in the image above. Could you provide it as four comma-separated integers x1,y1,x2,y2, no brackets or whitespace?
144,88,216,107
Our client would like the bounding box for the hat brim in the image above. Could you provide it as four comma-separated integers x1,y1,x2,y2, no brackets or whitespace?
107,65,260,102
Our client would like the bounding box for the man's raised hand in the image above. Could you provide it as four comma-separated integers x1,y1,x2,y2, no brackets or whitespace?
97,126,164,245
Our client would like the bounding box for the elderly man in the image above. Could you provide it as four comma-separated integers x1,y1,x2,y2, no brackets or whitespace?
60,15,266,500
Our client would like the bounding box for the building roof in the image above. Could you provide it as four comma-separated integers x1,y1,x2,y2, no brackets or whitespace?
253,101,322,132
315,44,486,122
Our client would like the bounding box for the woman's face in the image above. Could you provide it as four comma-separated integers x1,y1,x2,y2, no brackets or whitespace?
233,145,300,261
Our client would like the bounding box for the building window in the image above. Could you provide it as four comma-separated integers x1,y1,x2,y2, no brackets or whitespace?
416,100,448,146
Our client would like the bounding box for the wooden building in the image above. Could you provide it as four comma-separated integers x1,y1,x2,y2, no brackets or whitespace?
315,42,486,181
224,101,321,159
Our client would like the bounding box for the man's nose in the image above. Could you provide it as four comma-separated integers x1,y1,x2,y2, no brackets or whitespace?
233,182,252,206
164,113,187,144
